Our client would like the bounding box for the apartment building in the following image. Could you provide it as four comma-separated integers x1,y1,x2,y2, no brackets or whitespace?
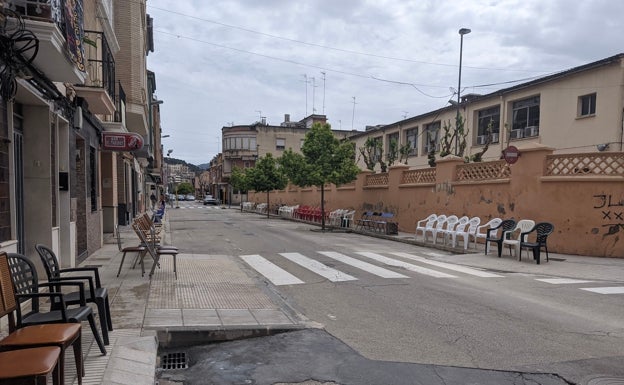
0,0,163,266
351,53,624,170
214,114,354,204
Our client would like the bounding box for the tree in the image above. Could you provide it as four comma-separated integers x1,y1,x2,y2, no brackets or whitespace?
357,137,381,172
439,115,469,158
175,182,193,195
280,122,359,230
245,153,288,218
386,137,399,168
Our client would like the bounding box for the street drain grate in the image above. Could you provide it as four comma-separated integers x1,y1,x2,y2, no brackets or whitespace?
161,352,188,370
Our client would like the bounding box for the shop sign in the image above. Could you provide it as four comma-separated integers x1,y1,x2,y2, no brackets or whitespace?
102,132,144,151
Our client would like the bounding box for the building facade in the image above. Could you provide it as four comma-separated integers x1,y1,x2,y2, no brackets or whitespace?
0,0,163,267
351,53,624,171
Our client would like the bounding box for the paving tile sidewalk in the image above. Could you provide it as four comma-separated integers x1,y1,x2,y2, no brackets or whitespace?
74,217,305,385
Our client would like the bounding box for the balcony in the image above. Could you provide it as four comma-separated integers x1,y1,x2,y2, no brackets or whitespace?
101,81,127,132
4,0,87,84
73,30,116,115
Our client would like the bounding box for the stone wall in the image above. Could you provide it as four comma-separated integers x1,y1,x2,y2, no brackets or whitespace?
248,145,624,258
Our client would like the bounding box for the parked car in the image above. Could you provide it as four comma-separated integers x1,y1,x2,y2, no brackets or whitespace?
203,195,218,205
185,194,195,201
177,194,185,201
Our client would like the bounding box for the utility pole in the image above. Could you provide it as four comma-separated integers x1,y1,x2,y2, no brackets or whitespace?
351,96,357,130
311,77,317,114
301,74,309,116
321,71,326,115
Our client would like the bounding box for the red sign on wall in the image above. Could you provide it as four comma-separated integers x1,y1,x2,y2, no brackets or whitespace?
502,145,520,164
102,132,144,151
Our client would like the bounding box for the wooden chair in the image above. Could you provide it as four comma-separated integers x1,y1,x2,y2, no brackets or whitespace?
115,224,147,277
0,252,85,385
132,220,178,279
35,244,112,346
6,253,106,355
0,346,61,385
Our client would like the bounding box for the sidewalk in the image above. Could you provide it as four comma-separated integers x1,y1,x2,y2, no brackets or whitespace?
74,211,624,385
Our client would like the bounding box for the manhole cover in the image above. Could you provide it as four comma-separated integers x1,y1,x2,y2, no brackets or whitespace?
161,352,188,370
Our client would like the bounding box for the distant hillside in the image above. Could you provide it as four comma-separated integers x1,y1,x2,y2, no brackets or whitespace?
197,163,209,170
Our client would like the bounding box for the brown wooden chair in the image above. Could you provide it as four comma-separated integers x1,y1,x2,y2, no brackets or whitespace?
0,346,61,385
115,224,147,277
0,252,83,385
132,220,178,279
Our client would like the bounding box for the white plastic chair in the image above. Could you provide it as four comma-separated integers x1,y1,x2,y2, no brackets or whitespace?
502,219,535,258
438,215,467,245
415,214,437,241
432,215,457,244
452,216,481,249
475,218,502,250
341,210,356,228
423,215,446,242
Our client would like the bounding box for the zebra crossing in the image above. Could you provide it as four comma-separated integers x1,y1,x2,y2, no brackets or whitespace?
239,250,624,295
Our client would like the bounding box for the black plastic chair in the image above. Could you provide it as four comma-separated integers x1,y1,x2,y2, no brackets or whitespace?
520,222,554,264
484,219,516,256
35,244,112,346
7,253,106,355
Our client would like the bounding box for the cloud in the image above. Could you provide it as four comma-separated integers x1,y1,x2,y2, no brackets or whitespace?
147,0,623,165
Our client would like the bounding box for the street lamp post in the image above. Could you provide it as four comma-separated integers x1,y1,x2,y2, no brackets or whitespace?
455,27,471,156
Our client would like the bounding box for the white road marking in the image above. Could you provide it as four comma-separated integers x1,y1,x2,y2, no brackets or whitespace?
318,251,409,279
536,278,594,284
279,252,357,282
240,254,304,286
356,252,457,278
391,252,504,278
580,286,624,294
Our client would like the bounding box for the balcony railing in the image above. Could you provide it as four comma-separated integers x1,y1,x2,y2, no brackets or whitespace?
5,0,87,82
5,0,63,25
83,30,115,97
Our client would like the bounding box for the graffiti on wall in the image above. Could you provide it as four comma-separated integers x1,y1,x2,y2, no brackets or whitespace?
593,194,624,236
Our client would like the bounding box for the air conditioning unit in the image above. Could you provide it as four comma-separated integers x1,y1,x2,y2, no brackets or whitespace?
510,129,524,139
476,135,487,145
491,133,499,143
525,126,539,137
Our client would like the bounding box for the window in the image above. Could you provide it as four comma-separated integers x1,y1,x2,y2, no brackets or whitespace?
405,128,418,156
276,138,285,150
386,132,399,156
423,121,440,153
477,106,500,143
579,93,596,117
373,136,382,162
511,96,540,135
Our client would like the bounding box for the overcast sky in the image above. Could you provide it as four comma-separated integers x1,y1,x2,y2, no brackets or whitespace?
146,0,623,166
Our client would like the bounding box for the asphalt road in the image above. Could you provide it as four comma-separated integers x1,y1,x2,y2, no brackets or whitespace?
164,202,624,384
